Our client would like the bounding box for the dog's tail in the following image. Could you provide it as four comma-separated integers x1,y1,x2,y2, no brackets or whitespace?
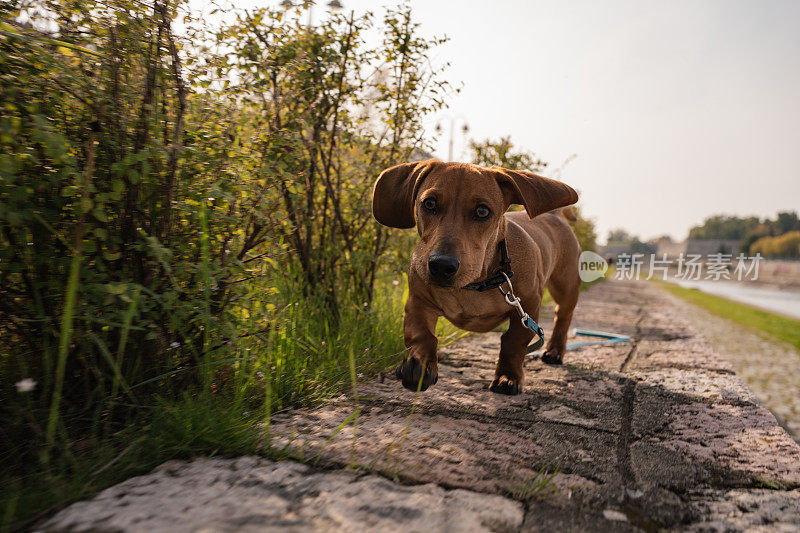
561,206,577,222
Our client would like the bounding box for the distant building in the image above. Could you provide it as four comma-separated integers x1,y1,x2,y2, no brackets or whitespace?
605,239,742,262
599,244,633,262
654,239,741,259
409,148,437,162
684,239,740,257
655,240,686,259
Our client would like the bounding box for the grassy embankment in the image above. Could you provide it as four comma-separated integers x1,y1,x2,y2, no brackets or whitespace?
2,274,465,531
657,282,800,351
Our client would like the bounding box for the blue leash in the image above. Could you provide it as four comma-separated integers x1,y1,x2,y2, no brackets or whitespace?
495,272,631,356
528,328,631,356
496,273,547,352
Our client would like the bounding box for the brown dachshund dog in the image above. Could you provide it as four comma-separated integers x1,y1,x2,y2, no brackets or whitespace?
372,160,582,395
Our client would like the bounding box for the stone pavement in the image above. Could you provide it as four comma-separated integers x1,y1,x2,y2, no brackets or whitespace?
41,280,800,532
676,299,800,439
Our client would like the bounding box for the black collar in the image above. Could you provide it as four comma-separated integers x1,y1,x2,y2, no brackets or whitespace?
462,239,514,292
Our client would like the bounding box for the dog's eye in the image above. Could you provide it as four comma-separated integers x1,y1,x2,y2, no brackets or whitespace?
474,205,491,220
422,197,437,213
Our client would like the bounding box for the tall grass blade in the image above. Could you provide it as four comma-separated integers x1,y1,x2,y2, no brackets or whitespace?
86,331,136,403
198,198,211,386
347,346,359,466
313,410,358,467
43,131,97,463
44,247,82,464
113,286,140,398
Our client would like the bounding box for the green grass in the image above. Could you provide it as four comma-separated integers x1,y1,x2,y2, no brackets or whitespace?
1,273,467,532
1,392,265,531
501,465,559,500
657,282,800,351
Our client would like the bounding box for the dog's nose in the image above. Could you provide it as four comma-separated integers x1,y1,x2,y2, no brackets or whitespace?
428,253,460,284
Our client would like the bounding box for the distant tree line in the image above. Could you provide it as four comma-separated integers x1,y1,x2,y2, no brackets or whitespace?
604,228,657,255
604,212,800,259
689,211,800,257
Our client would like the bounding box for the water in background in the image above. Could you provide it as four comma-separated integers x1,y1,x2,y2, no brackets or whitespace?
671,278,800,320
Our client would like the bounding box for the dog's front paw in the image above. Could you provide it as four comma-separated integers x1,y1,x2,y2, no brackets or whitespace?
489,375,522,395
394,357,438,392
541,349,563,365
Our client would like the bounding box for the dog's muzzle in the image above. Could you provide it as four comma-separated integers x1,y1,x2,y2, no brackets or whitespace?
428,253,460,286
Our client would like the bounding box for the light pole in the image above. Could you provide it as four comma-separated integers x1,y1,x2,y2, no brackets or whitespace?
280,1,344,26
434,115,469,162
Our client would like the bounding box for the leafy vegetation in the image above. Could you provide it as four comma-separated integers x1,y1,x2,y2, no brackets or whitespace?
0,2,593,529
688,214,763,241
470,136,548,173
750,230,800,259
688,211,800,255
0,1,454,528
604,228,657,254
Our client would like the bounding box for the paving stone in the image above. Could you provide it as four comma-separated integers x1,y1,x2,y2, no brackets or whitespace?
630,440,709,491
628,367,759,404
657,401,800,487
631,345,734,372
684,488,800,532
672,297,800,439
39,457,524,533
560,343,631,372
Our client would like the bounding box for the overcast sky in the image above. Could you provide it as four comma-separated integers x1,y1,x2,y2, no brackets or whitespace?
194,0,800,242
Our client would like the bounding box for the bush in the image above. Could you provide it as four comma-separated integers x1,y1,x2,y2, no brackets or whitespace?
750,231,800,258
0,1,450,528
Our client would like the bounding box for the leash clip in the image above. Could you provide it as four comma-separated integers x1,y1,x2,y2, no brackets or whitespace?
497,272,545,338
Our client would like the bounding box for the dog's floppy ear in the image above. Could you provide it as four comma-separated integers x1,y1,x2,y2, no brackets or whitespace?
372,160,436,228
492,167,578,219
